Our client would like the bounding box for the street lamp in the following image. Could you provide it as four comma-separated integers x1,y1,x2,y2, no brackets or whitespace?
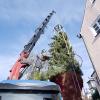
77,34,100,85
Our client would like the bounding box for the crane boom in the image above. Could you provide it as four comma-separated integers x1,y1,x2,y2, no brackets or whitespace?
8,10,55,80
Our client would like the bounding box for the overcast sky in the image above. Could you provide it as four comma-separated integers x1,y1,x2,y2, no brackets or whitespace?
0,0,93,89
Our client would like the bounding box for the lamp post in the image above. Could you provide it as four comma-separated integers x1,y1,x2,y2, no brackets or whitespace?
77,34,100,85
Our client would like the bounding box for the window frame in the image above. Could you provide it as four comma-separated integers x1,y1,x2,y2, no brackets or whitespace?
89,0,96,4
91,15,100,37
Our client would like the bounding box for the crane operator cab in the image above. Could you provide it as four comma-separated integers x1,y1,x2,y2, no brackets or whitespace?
0,80,62,100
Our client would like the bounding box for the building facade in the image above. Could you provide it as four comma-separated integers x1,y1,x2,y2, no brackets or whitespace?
80,0,100,82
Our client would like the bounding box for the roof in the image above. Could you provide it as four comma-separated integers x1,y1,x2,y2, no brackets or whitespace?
0,80,60,92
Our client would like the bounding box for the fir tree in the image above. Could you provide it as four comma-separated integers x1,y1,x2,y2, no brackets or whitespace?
48,25,83,100
47,25,82,78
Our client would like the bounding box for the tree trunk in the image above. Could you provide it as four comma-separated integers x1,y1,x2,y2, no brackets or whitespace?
50,72,83,100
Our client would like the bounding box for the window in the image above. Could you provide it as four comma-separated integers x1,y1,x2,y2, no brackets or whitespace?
89,0,96,4
96,77,100,85
92,16,100,37
0,93,58,100
92,0,96,4
0,91,61,100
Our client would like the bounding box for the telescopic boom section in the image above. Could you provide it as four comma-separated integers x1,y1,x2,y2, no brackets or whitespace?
8,11,55,80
